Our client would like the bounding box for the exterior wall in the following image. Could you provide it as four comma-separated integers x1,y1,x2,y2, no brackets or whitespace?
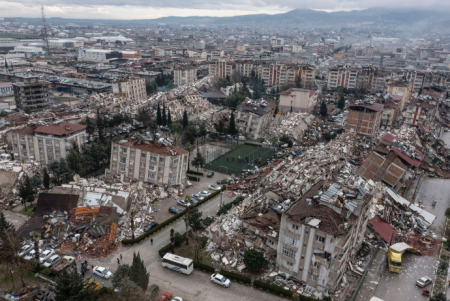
0,83,13,97
109,142,189,185
346,109,382,137
112,78,146,102
235,111,271,139
279,89,318,113
208,60,233,79
174,67,197,86
12,80,53,111
8,129,85,165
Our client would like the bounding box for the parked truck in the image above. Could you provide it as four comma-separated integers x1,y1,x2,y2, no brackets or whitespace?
387,242,416,273
52,256,76,272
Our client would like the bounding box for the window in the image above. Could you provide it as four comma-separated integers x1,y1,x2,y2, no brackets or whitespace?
158,167,163,172
285,261,294,269
56,151,60,156
28,138,33,143
282,246,295,259
148,165,156,171
48,156,54,162
141,153,146,159
140,172,144,177
121,147,127,153
316,236,325,243
172,158,179,164
112,164,117,169
160,158,165,163
169,176,176,183
292,224,299,231
158,177,162,182
129,169,133,174
311,274,318,281
120,157,126,164
131,151,135,156
13,136,17,140
119,166,125,172
55,143,59,147
284,236,298,246
38,139,43,144
148,173,155,179
113,147,118,151
46,140,52,146
48,149,53,154
313,262,321,269
140,162,145,168
21,144,26,150
150,156,157,162
113,156,117,161
19,135,25,141
22,152,28,157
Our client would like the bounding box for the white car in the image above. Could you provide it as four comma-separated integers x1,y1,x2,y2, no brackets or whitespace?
39,249,55,263
93,266,113,279
171,297,183,301
44,255,61,268
211,273,231,288
18,244,33,257
199,191,211,197
208,185,221,191
24,248,41,260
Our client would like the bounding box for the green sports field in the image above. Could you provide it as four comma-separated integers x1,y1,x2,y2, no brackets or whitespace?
205,144,275,175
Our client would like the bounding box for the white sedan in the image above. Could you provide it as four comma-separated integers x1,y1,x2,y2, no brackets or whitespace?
18,244,33,257
171,298,183,301
39,249,55,263
24,248,41,260
208,185,221,191
199,191,211,197
211,273,231,288
93,266,113,279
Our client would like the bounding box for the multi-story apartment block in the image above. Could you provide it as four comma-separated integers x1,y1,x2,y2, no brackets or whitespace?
386,81,412,111
112,77,147,102
12,77,53,111
235,61,261,78
109,140,189,185
209,60,233,79
279,88,318,113
173,66,198,86
7,123,86,165
345,104,383,137
404,97,437,127
235,101,275,139
276,180,371,294
78,49,141,62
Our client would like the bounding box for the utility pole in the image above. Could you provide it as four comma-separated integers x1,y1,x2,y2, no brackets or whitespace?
41,5,51,55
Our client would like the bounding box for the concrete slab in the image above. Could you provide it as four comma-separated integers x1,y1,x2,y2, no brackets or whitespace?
3,209,29,230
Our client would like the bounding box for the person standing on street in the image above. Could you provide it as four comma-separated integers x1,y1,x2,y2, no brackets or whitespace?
151,238,153,245
117,258,120,265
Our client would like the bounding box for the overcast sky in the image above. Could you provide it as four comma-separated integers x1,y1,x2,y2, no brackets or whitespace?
1,0,449,20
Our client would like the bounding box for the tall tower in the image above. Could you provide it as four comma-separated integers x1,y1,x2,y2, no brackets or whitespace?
41,5,50,55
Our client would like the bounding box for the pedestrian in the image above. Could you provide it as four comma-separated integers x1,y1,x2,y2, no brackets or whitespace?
84,265,87,273
117,258,120,265
151,238,153,245
91,265,94,271
120,254,122,260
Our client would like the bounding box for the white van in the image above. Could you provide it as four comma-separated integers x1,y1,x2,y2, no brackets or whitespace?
238,136,246,141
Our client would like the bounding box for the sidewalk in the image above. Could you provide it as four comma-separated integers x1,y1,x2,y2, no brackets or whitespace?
353,248,387,301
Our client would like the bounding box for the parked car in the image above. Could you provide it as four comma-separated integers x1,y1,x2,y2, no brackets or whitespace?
39,249,55,263
172,297,183,301
143,222,159,232
211,273,231,288
208,184,221,191
157,292,173,301
189,198,199,205
207,171,214,178
18,244,33,257
216,179,229,185
44,255,61,268
145,284,159,299
192,194,205,201
168,207,182,215
93,266,113,279
416,276,432,287
199,191,211,197
177,199,191,207
24,248,41,260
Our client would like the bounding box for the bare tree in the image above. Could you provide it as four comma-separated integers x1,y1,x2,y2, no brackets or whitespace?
2,228,26,287
32,232,41,271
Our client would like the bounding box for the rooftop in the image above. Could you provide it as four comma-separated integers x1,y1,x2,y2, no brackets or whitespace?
34,123,87,136
117,140,188,156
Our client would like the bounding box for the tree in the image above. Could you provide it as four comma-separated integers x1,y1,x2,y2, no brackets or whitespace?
66,141,84,175
192,149,205,172
429,292,448,301
130,210,136,240
171,122,182,134
198,123,207,141
181,125,197,145
162,103,167,126
188,207,204,262
320,101,328,117
136,108,155,131
32,231,41,271
96,109,105,143
24,107,31,114
273,105,279,117
228,112,237,135
156,103,162,126
337,95,345,110
280,134,293,147
270,87,276,95
117,276,145,301
48,158,73,185
112,264,131,289
295,75,301,88
170,229,175,254
19,175,36,208
0,226,27,288
85,118,95,135
167,108,172,126
55,268,98,301
216,119,226,134
243,249,268,272
145,81,157,95
129,252,149,291
182,110,189,129
0,212,13,232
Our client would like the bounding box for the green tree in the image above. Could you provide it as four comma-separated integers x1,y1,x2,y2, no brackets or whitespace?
19,175,36,208
273,105,279,117
112,264,131,289
55,269,98,301
198,123,207,141
445,207,450,219
48,158,73,185
43,168,50,189
117,276,146,301
280,134,293,147
136,108,155,130
216,119,226,134
243,249,268,272
320,101,328,117
162,103,167,126
0,212,13,232
182,110,189,129
182,125,197,145
129,252,150,291
188,207,204,262
156,103,162,126
228,112,237,135
96,109,105,143
85,118,95,135
337,95,345,110
66,141,84,175
429,292,448,301
24,107,31,114
171,122,182,134
192,149,205,172
270,88,276,95
167,108,172,126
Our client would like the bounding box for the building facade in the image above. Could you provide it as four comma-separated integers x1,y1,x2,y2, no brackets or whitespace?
112,77,147,102
404,98,437,127
235,102,275,139
279,88,318,113
0,82,13,97
12,77,53,111
173,66,198,86
109,140,189,185
345,104,383,137
7,123,86,165
209,60,233,79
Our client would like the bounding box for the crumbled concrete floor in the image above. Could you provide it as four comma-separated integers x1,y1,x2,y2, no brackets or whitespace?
3,210,29,230
354,249,387,301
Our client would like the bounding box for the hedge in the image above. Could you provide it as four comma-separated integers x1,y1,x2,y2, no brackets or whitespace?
217,196,244,215
253,280,293,298
187,170,204,176
123,188,225,246
194,262,215,273
187,175,200,182
158,242,173,258
219,270,251,285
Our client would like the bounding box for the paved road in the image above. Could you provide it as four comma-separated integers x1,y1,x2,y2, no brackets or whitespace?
3,210,29,229
374,178,450,300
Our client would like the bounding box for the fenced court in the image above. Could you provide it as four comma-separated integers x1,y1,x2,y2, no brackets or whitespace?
205,144,275,175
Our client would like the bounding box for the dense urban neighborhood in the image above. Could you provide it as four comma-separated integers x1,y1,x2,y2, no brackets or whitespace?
2,6,450,301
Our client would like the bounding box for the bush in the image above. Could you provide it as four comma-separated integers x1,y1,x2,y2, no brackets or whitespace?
41,268,53,277
253,280,292,297
219,270,251,285
187,170,204,176
217,196,244,215
158,243,173,258
194,262,215,273
174,232,184,247
187,175,200,181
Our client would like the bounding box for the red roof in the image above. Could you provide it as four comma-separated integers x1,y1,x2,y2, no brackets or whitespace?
34,123,86,136
370,215,397,244
392,147,421,167
381,133,397,143
418,124,430,133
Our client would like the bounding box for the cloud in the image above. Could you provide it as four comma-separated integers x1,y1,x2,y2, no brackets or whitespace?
0,0,449,19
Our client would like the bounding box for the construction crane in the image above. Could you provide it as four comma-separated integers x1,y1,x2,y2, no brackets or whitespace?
41,5,50,55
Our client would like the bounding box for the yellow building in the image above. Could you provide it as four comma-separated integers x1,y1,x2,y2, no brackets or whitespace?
333,53,343,58
386,81,412,111
236,45,246,51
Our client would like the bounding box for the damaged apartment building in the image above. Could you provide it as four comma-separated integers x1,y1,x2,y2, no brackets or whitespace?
276,180,371,295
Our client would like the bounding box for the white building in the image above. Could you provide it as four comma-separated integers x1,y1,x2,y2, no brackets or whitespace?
13,46,45,55
279,88,318,113
112,77,147,102
173,66,197,86
49,39,84,49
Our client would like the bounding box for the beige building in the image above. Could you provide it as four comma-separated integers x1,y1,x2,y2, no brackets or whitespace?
386,81,412,111
109,140,189,185
279,88,318,113
235,101,275,139
173,66,198,86
112,77,147,102
12,77,53,111
209,60,233,79
8,123,87,165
